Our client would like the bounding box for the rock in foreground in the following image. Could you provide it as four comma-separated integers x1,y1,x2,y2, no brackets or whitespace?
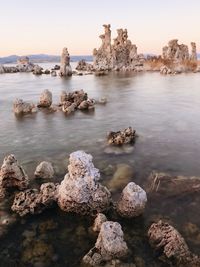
57,151,112,215
116,182,147,218
0,155,29,198
38,89,52,108
83,221,128,266
148,220,200,266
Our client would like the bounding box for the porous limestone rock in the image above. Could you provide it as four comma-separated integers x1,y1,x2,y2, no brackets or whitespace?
11,182,58,216
38,89,52,108
59,47,72,77
160,65,172,75
83,221,128,266
93,24,143,71
107,127,136,145
57,151,112,215
76,59,94,72
13,99,37,115
34,161,54,179
0,154,29,198
33,65,43,75
93,213,107,232
148,220,200,266
78,99,95,110
116,182,147,218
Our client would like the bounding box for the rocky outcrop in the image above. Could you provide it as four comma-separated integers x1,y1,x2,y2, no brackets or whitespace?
59,47,72,77
38,89,52,108
83,221,128,266
57,151,112,215
93,213,108,232
13,99,37,115
148,220,200,266
11,183,58,216
76,59,94,72
116,182,147,218
34,161,54,179
16,56,35,72
93,24,144,71
160,65,173,75
107,127,136,145
0,65,5,74
0,155,29,198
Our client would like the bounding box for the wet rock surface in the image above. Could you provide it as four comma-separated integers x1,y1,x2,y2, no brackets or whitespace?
57,151,112,215
0,154,29,198
116,182,147,218
83,221,128,266
76,59,94,72
107,127,136,145
148,220,200,266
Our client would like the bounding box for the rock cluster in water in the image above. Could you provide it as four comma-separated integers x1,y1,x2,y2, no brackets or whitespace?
59,47,72,77
57,151,112,215
60,89,95,114
83,220,128,266
0,155,29,198
107,127,136,145
93,24,144,71
34,161,54,179
76,59,94,72
13,99,37,115
148,220,200,266
37,89,52,108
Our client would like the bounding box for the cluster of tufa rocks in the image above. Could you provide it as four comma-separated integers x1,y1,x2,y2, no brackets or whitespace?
60,89,95,114
93,24,144,71
107,127,136,145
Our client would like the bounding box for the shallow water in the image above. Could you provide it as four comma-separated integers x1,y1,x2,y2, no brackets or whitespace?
0,64,200,266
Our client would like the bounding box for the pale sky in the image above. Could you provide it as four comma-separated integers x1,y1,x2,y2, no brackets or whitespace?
0,0,200,56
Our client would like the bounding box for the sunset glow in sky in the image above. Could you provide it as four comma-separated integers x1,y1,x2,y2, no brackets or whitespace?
0,0,200,56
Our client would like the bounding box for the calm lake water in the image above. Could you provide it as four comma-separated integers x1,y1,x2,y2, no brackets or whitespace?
0,63,200,266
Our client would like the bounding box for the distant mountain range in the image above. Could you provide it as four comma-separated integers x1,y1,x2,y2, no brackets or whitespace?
0,54,93,64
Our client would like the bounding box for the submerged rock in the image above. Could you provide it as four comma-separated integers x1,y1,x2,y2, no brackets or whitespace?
0,154,29,198
34,161,54,179
38,89,52,108
13,99,37,115
107,127,136,145
116,182,147,218
145,171,200,198
11,182,58,216
93,213,108,232
59,47,72,77
83,221,128,266
107,163,134,191
148,220,200,266
57,151,112,215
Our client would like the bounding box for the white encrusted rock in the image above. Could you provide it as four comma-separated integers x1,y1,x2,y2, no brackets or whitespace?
38,89,52,108
59,47,72,77
116,182,147,218
0,154,29,198
34,161,54,179
83,221,128,266
57,151,112,215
